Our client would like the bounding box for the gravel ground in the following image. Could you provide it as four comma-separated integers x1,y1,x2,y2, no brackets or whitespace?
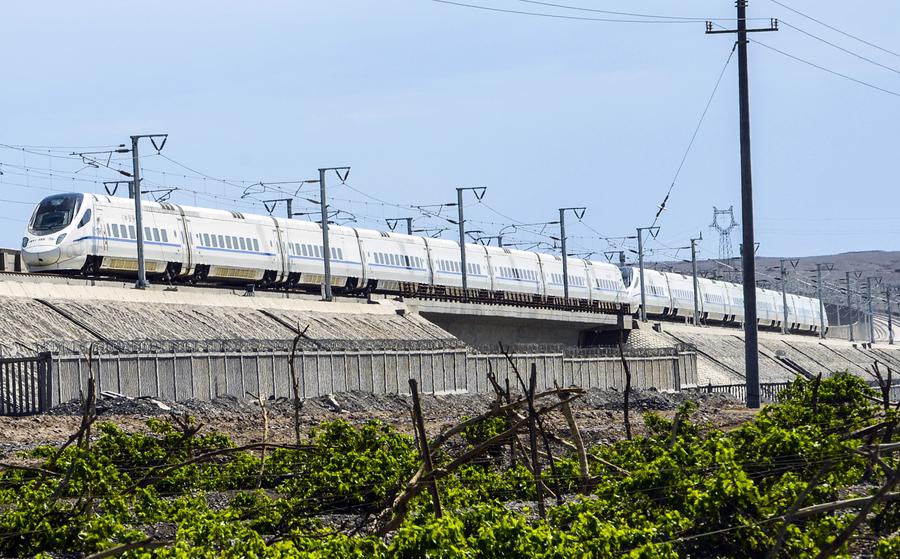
0,388,754,456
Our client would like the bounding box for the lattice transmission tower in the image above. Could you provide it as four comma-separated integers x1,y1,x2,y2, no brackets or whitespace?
710,206,739,280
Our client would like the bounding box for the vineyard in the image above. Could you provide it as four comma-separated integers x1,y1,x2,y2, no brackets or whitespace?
2,367,900,558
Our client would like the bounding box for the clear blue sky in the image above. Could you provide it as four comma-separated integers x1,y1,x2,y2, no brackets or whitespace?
2,0,898,263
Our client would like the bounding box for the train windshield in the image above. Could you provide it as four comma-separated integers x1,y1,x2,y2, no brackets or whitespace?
29,193,83,235
619,266,633,288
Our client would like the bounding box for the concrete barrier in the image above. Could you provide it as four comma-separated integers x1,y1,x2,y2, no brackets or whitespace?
45,344,698,405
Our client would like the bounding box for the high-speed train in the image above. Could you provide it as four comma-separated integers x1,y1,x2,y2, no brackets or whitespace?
20,192,825,333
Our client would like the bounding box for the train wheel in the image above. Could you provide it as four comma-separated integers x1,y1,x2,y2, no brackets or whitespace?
160,262,181,283
81,255,102,276
258,270,277,288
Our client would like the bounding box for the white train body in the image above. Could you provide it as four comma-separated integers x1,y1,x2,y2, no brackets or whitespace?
21,193,825,333
622,265,827,333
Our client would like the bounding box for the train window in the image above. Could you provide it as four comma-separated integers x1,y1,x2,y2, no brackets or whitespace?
203,234,210,246
153,229,160,242
231,236,238,249
211,235,218,248
253,239,259,252
239,238,246,250
218,235,225,247
338,248,343,260
225,236,232,249
111,224,120,237
314,246,321,258
145,227,152,240
128,225,136,239
300,244,306,256
77,209,92,228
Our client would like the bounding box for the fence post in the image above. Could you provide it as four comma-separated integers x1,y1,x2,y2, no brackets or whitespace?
38,352,52,412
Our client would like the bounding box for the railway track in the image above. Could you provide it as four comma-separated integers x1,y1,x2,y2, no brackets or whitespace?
0,270,628,316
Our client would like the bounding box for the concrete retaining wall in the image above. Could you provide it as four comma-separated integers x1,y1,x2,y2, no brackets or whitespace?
48,347,697,405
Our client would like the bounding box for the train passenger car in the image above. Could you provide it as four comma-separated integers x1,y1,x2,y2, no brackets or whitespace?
278,219,364,290
539,255,591,302
484,246,543,300
663,273,698,320
184,205,280,283
622,267,673,317
356,229,430,292
755,288,780,328
587,261,630,310
696,278,728,322
723,283,745,323
424,238,491,292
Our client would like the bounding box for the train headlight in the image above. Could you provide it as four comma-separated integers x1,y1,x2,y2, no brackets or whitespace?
56,233,67,245
21,237,28,248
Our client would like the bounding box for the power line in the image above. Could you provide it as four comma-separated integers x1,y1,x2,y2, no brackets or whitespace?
431,0,708,24
754,39,900,98
650,43,736,229
768,0,900,59
513,0,752,22
780,20,900,76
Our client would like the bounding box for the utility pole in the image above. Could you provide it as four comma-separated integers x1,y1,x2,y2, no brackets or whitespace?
690,233,703,326
386,218,414,236
845,271,854,341
778,259,796,335
263,198,294,219
887,285,894,345
814,263,833,339
129,134,168,289
635,226,659,322
559,207,586,299
455,187,486,297
706,3,777,409
317,167,351,302
866,277,877,344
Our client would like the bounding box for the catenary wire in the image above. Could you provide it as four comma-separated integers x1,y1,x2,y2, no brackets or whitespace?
768,0,900,59
650,42,737,230
780,20,900,75
512,0,753,22
753,39,900,98
431,0,710,24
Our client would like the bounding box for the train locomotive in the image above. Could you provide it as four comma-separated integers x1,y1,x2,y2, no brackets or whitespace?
21,192,826,333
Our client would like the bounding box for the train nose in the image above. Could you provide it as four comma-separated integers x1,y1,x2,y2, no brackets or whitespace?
22,246,61,266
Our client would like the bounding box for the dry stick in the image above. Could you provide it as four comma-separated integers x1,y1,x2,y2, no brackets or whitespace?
765,461,832,559
409,378,442,519
247,391,270,489
487,368,519,469
377,394,578,534
617,312,633,440
813,467,900,559
554,381,589,491
810,372,822,421
50,349,98,502
527,364,546,519
506,377,516,468
873,361,891,412
81,538,171,559
792,492,900,520
288,324,309,445
0,462,60,477
123,442,312,494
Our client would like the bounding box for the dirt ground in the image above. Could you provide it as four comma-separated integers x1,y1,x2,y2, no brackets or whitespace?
0,388,757,454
